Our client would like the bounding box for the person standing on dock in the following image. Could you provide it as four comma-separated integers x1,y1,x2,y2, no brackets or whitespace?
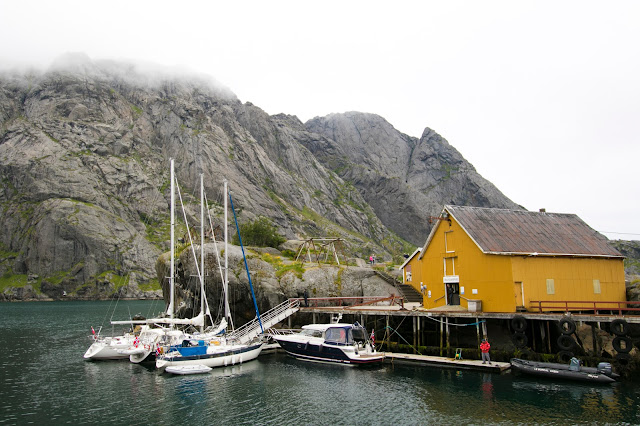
480,339,491,364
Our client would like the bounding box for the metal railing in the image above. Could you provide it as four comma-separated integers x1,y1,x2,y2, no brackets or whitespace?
290,296,405,309
530,300,640,315
228,299,300,344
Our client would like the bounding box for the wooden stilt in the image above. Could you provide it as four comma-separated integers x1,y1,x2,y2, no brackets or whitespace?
386,315,390,350
439,317,444,357
476,319,481,353
591,323,598,356
446,317,450,357
413,317,418,354
546,321,552,353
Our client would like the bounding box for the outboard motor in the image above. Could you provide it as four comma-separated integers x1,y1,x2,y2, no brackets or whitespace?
597,362,613,376
569,357,582,371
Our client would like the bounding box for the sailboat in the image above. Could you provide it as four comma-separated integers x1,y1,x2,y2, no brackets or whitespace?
83,326,137,360
155,179,264,371
109,159,225,364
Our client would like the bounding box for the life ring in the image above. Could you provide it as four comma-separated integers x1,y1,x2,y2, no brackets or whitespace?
512,332,528,348
558,318,576,335
557,335,575,351
612,336,633,354
615,352,631,366
611,319,629,336
511,315,527,333
557,350,574,363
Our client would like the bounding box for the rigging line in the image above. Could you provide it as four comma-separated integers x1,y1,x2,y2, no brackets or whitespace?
384,325,423,356
175,178,205,306
204,191,230,328
229,190,263,333
600,231,640,236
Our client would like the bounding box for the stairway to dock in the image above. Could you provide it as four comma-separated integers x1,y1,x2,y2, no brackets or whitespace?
228,299,300,345
374,270,423,305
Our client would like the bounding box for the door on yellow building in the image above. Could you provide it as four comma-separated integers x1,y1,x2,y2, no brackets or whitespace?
514,281,524,309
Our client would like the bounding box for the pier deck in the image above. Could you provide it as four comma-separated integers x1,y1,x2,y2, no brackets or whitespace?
384,352,511,372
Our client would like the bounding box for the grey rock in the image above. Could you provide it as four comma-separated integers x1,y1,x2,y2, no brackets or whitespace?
304,113,521,246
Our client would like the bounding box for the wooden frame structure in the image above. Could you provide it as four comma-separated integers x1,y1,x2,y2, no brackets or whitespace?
295,238,347,265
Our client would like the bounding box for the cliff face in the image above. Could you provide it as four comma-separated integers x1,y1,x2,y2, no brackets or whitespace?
304,112,520,245
0,55,518,300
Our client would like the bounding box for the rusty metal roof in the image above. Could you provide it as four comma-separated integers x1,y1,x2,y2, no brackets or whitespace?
445,205,623,257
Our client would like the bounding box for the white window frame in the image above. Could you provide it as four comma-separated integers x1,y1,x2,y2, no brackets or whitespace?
546,278,555,295
444,230,455,253
443,257,456,276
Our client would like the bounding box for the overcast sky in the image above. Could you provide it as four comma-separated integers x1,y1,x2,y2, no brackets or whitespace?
1,1,639,240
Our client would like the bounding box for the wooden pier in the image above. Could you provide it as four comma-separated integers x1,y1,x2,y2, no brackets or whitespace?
384,352,511,373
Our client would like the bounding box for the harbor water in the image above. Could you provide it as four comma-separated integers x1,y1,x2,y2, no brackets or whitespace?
1,301,640,425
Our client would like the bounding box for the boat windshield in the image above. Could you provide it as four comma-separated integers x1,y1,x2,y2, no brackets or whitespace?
351,326,368,343
300,329,323,338
325,327,351,344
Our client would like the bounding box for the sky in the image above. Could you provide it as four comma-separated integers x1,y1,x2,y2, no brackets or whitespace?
1,0,639,241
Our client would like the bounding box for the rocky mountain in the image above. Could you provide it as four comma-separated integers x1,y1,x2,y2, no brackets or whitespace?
304,113,520,245
0,54,518,300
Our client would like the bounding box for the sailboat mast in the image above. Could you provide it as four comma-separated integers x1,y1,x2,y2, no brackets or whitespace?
223,179,231,323
200,174,205,332
169,158,175,319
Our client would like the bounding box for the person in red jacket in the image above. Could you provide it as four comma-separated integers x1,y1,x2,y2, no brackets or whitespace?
480,338,491,364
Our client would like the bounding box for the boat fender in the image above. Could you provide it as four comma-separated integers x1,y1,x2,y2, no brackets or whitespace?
512,332,528,349
615,352,631,366
611,319,629,336
612,336,633,354
557,350,574,363
511,315,527,333
354,343,359,355
557,335,575,351
558,318,576,335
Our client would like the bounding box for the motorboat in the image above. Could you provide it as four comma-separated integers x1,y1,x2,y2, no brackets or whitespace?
271,323,384,366
165,364,212,375
510,357,619,384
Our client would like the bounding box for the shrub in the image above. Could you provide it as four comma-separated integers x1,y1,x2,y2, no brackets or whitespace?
232,217,286,248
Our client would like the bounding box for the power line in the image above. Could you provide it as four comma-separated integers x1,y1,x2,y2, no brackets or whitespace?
601,231,640,236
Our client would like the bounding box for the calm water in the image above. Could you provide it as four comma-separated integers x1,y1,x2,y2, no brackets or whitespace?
1,301,640,425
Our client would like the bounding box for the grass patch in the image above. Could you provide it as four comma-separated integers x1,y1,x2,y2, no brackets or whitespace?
0,274,28,292
138,279,161,292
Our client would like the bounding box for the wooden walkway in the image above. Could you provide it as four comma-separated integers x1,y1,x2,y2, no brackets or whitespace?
384,352,511,373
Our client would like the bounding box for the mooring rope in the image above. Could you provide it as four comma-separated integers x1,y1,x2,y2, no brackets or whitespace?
383,325,423,355
423,317,486,327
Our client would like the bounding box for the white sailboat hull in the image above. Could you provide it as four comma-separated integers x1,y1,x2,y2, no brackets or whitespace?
156,343,263,370
84,336,135,360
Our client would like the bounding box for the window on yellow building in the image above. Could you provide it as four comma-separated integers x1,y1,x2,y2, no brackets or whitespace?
546,279,555,295
445,231,455,253
444,257,456,276
593,279,601,294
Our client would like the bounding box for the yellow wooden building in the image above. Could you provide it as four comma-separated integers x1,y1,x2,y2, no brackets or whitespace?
401,205,626,313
